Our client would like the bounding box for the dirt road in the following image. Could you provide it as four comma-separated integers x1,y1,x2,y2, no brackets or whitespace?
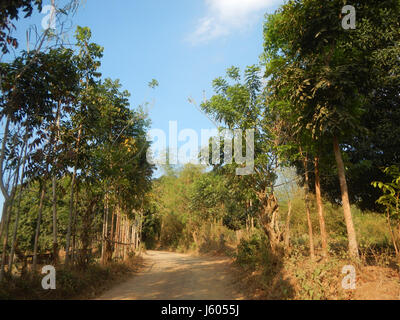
97,251,244,300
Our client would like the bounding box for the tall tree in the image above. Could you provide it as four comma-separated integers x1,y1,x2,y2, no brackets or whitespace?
64,26,103,265
201,66,283,251
262,0,390,258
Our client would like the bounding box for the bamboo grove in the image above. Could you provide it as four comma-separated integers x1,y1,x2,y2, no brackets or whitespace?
0,21,155,281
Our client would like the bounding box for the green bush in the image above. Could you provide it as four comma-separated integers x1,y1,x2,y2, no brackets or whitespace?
235,231,273,272
160,212,185,249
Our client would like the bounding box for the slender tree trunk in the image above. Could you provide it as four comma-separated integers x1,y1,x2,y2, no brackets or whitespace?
126,222,130,256
101,192,108,265
122,216,125,260
284,201,292,248
33,185,46,274
80,199,95,268
0,141,23,280
130,224,134,253
0,201,9,281
51,102,61,265
125,217,128,259
0,199,15,279
127,220,130,257
120,213,124,258
65,128,81,265
8,136,29,272
51,174,58,265
110,209,115,259
0,116,11,255
132,224,137,251
302,154,315,260
314,156,328,257
386,209,399,257
0,116,11,201
71,189,78,265
139,211,143,249
65,168,77,265
123,216,127,260
120,215,124,260
129,222,133,255
135,218,140,250
0,202,7,245
8,187,24,273
115,210,120,259
118,213,122,259
333,136,359,259
101,212,106,264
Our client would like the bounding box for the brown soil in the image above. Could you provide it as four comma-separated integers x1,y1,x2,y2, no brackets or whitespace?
354,266,400,300
96,250,244,300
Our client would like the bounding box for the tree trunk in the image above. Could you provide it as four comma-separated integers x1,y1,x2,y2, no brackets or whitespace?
65,128,81,265
0,116,11,252
302,154,315,260
131,222,138,252
106,209,114,263
65,168,77,265
138,212,143,250
116,211,120,259
132,224,137,251
8,188,23,273
0,202,6,242
101,192,108,265
258,191,281,253
79,199,95,268
126,218,129,259
71,189,78,265
0,144,23,280
0,201,10,281
333,136,359,259
314,156,328,257
8,138,29,273
51,102,61,266
386,209,399,257
284,201,292,248
0,116,11,201
124,216,127,259
110,210,115,260
119,213,124,258
51,175,58,265
33,185,46,274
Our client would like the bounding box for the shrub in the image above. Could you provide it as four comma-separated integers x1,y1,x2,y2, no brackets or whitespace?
235,231,276,273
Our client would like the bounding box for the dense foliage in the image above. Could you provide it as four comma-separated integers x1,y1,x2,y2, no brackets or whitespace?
0,23,155,280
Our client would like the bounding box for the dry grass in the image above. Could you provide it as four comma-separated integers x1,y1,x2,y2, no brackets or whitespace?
232,247,400,300
0,255,145,300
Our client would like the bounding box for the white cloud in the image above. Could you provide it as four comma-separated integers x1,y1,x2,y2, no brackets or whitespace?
188,0,282,44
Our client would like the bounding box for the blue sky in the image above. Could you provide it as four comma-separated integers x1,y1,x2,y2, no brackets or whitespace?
0,0,284,207
9,0,283,134
74,0,283,136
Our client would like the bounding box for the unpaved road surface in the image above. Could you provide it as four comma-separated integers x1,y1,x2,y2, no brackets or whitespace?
97,251,243,300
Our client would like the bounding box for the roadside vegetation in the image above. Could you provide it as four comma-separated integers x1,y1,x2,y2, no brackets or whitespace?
0,255,144,300
144,164,400,299
142,0,400,300
0,1,152,299
0,0,399,300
